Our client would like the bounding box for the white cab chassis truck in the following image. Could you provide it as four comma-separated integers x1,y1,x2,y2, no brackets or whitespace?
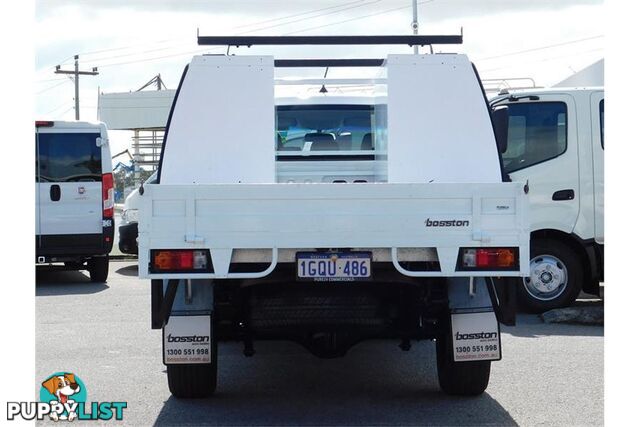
138,35,530,398
491,88,603,312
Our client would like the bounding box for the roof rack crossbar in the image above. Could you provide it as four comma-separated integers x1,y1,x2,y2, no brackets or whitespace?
274,59,385,68
197,34,463,47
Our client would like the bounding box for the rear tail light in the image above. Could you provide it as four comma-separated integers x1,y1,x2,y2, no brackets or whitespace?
102,173,114,218
459,248,518,270
35,120,54,127
151,250,211,272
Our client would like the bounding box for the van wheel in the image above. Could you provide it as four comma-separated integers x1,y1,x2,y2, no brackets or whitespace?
167,341,218,398
516,238,582,313
436,321,491,396
88,255,109,282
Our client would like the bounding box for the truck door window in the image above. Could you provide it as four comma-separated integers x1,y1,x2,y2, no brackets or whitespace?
502,102,568,173
37,133,102,182
599,99,604,148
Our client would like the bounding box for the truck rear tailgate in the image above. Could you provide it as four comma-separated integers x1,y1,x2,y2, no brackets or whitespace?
138,182,529,279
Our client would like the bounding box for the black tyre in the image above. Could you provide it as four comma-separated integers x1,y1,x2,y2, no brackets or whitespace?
167,341,218,398
436,320,491,396
516,238,583,313
88,255,109,282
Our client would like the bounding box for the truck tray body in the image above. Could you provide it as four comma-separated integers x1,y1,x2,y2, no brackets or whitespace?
138,182,529,279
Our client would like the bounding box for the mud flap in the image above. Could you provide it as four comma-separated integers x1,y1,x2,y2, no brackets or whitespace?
488,277,517,326
151,279,214,329
447,277,501,362
153,279,216,365
163,314,212,365
450,311,501,361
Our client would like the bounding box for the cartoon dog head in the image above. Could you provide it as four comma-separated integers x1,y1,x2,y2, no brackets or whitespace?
42,373,81,404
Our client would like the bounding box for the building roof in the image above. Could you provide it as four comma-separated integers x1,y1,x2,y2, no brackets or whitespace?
553,59,604,88
97,90,176,130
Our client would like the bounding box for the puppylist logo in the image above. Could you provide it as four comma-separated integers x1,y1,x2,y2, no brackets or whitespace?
6,372,126,422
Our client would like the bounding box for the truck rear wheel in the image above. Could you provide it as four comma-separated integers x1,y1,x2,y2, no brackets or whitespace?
516,238,583,313
88,255,109,282
167,341,218,398
436,324,491,396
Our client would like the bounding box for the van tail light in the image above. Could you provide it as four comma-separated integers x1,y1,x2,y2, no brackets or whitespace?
102,173,114,218
459,247,518,270
35,120,54,127
151,250,211,273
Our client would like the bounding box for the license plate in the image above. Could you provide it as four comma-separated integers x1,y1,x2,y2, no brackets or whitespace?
296,252,372,282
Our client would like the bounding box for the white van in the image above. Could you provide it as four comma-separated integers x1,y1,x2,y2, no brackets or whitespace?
36,121,115,282
490,88,604,312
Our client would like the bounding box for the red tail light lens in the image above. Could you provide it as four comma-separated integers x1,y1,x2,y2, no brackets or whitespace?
35,120,54,127
460,248,518,270
102,173,114,218
151,250,210,272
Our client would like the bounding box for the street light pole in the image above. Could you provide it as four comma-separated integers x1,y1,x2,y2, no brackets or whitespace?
73,56,80,120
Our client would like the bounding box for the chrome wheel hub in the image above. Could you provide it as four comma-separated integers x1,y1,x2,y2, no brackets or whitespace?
523,255,568,301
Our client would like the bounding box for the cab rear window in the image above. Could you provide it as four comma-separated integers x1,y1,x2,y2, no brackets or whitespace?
276,105,384,158
36,133,102,182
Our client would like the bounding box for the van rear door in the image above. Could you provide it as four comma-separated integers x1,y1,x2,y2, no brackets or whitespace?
37,129,103,241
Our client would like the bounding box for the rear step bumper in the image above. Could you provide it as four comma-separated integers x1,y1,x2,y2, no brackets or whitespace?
36,228,114,259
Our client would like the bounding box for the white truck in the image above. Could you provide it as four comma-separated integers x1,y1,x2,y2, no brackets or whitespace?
490,88,604,312
118,172,157,254
138,35,530,398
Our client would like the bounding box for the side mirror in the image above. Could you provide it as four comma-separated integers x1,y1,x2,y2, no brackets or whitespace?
492,106,510,154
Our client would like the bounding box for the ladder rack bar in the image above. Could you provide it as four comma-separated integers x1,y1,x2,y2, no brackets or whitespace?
198,34,463,47
274,58,385,68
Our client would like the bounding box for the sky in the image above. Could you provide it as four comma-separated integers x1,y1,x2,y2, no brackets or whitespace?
34,0,604,156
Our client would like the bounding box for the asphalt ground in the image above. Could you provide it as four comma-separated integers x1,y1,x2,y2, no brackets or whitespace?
36,261,603,426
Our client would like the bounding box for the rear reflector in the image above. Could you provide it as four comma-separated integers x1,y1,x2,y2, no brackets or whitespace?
151,250,211,273
35,120,54,127
459,248,518,270
102,173,114,218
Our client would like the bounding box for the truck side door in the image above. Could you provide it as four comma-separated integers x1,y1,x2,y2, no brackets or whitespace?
499,95,580,234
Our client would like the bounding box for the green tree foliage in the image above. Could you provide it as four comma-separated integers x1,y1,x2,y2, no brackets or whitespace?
113,167,154,203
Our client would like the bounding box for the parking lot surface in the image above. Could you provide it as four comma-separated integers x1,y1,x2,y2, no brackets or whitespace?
36,261,603,426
